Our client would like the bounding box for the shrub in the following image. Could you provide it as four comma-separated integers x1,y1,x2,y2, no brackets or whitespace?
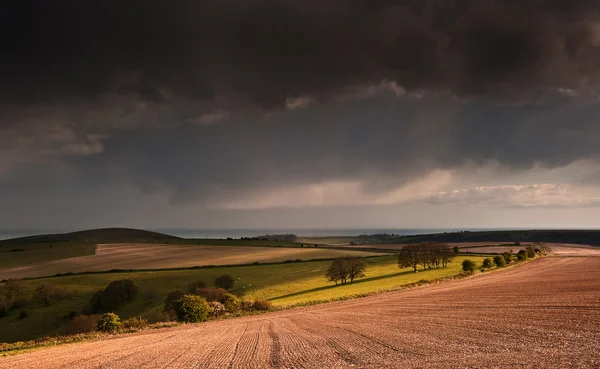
97,312,122,332
89,279,139,313
493,255,506,267
240,300,254,312
68,315,99,334
207,301,226,317
517,253,527,261
214,275,235,290
186,281,207,294
11,298,27,310
122,317,149,330
18,310,29,320
220,293,239,313
526,246,536,258
175,295,209,323
453,246,460,255
462,259,476,272
164,290,185,312
33,283,67,306
482,258,492,268
252,300,272,311
502,252,512,264
2,279,24,299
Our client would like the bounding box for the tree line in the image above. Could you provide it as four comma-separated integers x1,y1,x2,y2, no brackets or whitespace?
397,242,454,272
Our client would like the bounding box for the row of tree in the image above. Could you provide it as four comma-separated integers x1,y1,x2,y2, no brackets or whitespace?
397,242,454,271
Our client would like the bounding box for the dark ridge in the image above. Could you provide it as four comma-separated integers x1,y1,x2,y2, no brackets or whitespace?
0,228,180,245
381,230,600,246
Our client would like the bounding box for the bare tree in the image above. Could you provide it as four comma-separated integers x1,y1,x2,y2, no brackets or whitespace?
346,258,366,283
325,257,367,285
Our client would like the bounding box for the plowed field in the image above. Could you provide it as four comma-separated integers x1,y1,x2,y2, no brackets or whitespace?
2,251,599,368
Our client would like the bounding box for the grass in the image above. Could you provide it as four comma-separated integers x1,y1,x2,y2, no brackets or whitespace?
0,254,488,343
0,244,382,279
0,242,96,269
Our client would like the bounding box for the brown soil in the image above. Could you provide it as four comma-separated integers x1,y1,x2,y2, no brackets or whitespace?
2,252,599,368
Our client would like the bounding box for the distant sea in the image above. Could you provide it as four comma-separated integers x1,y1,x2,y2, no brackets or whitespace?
0,227,579,241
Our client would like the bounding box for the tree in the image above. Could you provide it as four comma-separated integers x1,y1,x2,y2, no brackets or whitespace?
214,275,235,290
398,244,423,272
325,258,349,285
453,246,460,255
164,290,185,312
346,258,366,283
525,246,536,258
186,281,206,294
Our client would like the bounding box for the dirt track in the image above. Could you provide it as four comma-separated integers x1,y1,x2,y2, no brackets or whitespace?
2,253,599,368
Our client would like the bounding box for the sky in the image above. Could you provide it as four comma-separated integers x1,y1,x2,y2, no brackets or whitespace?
2,0,600,230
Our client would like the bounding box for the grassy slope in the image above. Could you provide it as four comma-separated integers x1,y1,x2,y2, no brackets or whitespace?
0,255,487,343
0,243,97,269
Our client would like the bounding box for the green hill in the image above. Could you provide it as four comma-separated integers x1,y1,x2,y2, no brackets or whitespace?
0,228,180,246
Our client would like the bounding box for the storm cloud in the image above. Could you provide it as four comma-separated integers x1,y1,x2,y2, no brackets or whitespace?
1,1,600,228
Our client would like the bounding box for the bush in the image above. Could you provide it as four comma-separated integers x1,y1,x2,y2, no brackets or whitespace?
214,275,235,290
68,311,78,320
220,293,239,313
97,312,121,332
493,255,506,267
11,298,27,310
462,259,476,272
186,281,207,294
240,300,254,312
18,310,29,320
526,246,536,258
68,315,99,334
122,317,149,330
502,252,512,264
175,295,209,323
252,300,272,311
89,279,139,313
33,283,67,306
207,301,226,317
482,258,492,268
453,246,460,255
517,253,527,261
164,290,185,312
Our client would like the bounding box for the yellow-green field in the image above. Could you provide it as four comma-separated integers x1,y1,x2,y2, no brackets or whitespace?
0,255,487,343
0,244,383,279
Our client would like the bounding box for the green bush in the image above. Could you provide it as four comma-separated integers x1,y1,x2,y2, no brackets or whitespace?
176,295,209,323
461,259,476,272
502,252,512,264
517,253,527,261
526,246,536,258
453,246,460,255
482,258,492,268
493,255,506,267
97,312,122,332
214,275,235,290
220,293,240,313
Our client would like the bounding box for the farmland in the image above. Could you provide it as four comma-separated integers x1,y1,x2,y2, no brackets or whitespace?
0,254,486,343
1,249,598,368
0,243,382,280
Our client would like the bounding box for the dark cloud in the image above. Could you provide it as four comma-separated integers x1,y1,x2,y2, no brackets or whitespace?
1,0,599,110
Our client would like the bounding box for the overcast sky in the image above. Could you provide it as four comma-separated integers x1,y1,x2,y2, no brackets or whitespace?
2,0,600,230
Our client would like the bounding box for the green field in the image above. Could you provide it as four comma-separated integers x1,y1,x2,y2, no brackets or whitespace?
0,255,487,343
0,242,96,269
0,244,383,279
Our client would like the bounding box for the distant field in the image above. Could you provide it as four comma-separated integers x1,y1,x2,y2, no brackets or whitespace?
0,244,383,279
0,254,487,343
0,242,96,269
